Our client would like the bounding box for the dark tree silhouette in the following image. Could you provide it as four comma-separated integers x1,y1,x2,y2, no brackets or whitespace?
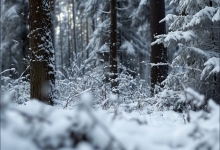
29,0,55,105
150,0,168,95
109,0,118,94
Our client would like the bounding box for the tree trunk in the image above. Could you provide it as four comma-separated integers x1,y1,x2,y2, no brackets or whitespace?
50,0,55,47
80,18,84,66
29,0,55,105
71,0,77,60
86,18,89,59
0,0,2,101
59,11,64,77
139,53,146,80
150,0,168,95
50,0,56,69
92,18,95,32
110,0,118,94
67,8,71,68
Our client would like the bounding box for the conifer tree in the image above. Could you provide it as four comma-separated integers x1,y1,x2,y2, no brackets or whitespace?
154,0,220,104
1,0,29,78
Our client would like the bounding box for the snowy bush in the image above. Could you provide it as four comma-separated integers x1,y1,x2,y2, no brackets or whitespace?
1,91,219,150
1,76,30,104
1,64,150,110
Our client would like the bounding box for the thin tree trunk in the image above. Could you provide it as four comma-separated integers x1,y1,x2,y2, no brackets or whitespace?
139,28,146,81
92,18,95,32
50,0,55,47
117,1,122,74
80,18,83,54
80,18,84,74
57,0,64,77
67,7,71,68
50,0,56,69
139,53,145,80
29,0,55,105
110,0,118,94
86,18,89,59
60,17,63,76
150,0,168,95
71,0,77,60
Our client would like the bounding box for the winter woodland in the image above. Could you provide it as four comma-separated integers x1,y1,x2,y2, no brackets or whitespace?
0,0,219,150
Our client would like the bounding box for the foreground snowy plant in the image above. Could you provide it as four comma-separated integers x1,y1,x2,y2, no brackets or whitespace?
1,91,219,150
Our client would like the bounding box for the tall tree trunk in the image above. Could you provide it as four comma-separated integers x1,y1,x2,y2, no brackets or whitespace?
71,0,77,60
29,0,55,105
67,7,71,68
110,0,118,94
117,1,122,74
0,0,2,101
59,12,64,77
139,28,146,81
50,0,55,47
86,18,89,59
80,19,84,60
150,0,168,95
50,0,56,69
80,18,84,74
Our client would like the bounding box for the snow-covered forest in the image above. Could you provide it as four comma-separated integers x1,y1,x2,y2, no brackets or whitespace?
0,0,219,150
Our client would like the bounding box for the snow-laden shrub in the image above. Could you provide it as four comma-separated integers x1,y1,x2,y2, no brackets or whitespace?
151,87,207,112
1,76,30,104
1,93,126,150
1,92,219,150
1,64,150,110
58,65,150,109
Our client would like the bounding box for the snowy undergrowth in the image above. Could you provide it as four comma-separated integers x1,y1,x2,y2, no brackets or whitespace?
1,67,150,109
1,72,219,150
1,76,29,104
1,91,219,150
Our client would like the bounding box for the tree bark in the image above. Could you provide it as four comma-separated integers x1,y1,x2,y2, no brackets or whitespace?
80,17,84,74
50,0,56,68
58,7,64,77
50,0,55,47
110,0,118,93
0,0,2,102
150,0,168,95
86,18,89,59
71,0,78,60
67,8,71,68
29,0,55,105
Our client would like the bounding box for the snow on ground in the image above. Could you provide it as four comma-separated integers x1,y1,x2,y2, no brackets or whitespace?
1,93,219,150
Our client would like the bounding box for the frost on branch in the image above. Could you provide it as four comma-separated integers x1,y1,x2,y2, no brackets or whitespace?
201,57,220,80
